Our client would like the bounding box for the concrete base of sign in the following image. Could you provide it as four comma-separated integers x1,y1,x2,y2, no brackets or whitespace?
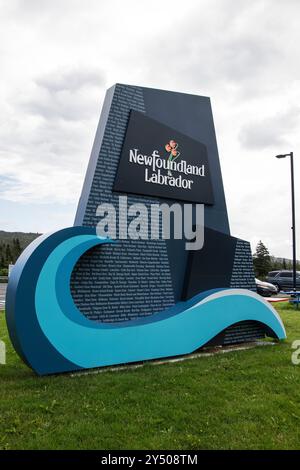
69,341,277,378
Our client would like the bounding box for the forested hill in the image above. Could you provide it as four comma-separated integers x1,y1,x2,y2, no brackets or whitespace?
0,230,41,247
0,230,41,271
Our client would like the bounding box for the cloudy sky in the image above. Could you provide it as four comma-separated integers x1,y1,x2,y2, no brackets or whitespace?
0,0,299,258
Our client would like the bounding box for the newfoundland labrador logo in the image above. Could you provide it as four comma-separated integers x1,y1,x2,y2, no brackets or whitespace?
165,139,180,162
128,140,205,190
165,140,180,176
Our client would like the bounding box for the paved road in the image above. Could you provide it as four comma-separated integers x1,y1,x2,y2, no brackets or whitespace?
0,283,7,310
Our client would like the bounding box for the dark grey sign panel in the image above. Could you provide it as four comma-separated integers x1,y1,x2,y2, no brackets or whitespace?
113,110,214,204
73,84,253,326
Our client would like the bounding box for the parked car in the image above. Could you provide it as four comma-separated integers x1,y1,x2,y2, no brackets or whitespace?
255,278,278,297
266,270,300,292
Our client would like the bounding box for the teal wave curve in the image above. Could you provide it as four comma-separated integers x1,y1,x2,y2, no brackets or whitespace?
6,227,286,375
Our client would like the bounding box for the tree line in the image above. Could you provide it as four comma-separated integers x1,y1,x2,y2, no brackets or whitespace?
0,238,22,275
253,240,300,279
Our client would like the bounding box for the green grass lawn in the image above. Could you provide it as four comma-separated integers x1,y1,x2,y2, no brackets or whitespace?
1,304,300,450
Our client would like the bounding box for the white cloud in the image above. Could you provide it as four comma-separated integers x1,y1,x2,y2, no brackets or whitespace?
238,106,300,150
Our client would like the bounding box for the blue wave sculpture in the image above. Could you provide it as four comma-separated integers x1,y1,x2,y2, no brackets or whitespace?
5,226,286,375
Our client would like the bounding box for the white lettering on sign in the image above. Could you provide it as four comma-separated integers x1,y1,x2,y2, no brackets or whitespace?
129,148,205,190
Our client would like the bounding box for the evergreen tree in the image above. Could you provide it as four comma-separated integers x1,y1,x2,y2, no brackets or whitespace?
282,258,287,270
15,237,21,254
5,244,12,265
253,240,271,278
12,238,22,261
